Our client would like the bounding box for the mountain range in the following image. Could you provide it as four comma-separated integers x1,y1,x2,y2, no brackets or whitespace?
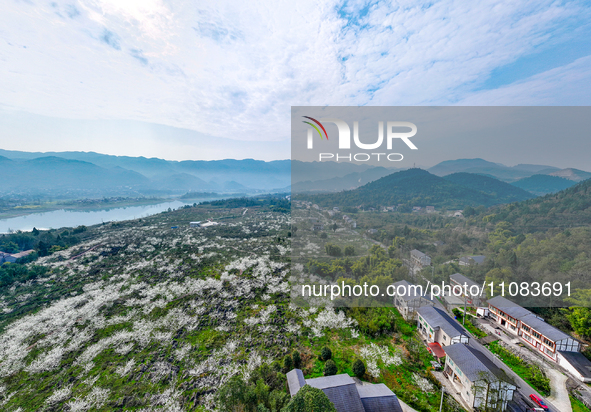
291,158,588,196
300,168,536,209
0,150,291,197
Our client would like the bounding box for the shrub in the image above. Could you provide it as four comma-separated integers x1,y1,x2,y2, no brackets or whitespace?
283,385,336,412
283,354,293,372
320,346,332,361
292,351,302,369
324,359,337,376
353,359,365,379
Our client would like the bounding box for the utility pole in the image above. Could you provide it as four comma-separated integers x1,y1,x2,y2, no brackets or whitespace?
439,386,445,412
463,293,467,326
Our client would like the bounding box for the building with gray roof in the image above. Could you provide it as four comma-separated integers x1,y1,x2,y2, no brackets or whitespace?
488,296,581,362
487,295,533,335
449,273,484,307
286,369,403,412
417,306,469,347
410,249,431,267
392,280,434,321
443,343,516,410
557,351,591,383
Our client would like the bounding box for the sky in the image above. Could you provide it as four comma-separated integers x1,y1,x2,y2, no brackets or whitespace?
0,0,590,162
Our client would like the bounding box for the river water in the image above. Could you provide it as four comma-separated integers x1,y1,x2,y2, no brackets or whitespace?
0,200,206,233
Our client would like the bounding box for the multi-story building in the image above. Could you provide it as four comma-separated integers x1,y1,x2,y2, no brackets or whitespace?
392,280,434,321
449,273,484,307
410,249,431,267
443,343,516,411
488,296,583,365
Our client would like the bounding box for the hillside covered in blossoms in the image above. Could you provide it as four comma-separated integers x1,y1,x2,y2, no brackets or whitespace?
0,203,453,411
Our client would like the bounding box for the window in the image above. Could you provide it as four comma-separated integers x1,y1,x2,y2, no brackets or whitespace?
521,325,530,333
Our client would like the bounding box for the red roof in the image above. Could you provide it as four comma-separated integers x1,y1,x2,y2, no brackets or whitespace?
428,342,446,358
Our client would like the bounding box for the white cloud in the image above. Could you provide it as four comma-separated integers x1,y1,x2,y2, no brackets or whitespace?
457,55,591,105
0,0,589,145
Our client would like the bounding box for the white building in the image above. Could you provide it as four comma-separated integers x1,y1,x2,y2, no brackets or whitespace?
488,296,581,363
417,306,469,347
392,280,434,321
444,343,516,411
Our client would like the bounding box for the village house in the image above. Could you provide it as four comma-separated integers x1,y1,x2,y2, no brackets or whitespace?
0,249,35,264
0,251,17,264
392,280,434,321
488,296,586,374
426,206,435,213
287,369,403,412
458,255,486,266
410,249,431,267
417,306,469,351
449,273,484,307
443,343,516,411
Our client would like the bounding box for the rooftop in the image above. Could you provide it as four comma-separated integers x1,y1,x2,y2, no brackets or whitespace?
417,306,466,338
487,296,533,319
558,351,591,379
444,343,513,384
286,370,403,412
449,273,479,288
391,280,432,302
520,314,573,342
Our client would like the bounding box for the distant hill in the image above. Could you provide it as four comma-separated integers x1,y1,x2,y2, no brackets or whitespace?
511,164,560,173
0,156,150,195
292,167,393,193
511,175,576,196
0,149,290,191
290,161,390,184
490,178,591,231
429,158,587,183
302,168,529,209
443,173,535,203
549,168,591,182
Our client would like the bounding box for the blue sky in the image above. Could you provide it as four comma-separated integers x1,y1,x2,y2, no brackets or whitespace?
0,0,590,161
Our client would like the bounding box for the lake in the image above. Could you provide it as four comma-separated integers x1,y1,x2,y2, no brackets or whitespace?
0,200,205,233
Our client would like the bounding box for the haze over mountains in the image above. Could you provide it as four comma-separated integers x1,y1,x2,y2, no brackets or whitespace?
294,158,588,196
301,168,536,209
1,149,588,201
0,149,291,198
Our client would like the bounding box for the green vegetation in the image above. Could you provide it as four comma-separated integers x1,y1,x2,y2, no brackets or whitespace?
487,341,550,396
570,395,591,412
512,174,576,196
352,359,365,378
215,365,290,412
323,359,337,376
443,172,534,203
301,169,533,210
451,309,487,338
200,195,290,212
484,177,591,232
283,385,336,412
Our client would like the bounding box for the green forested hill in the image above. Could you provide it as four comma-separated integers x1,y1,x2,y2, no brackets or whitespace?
511,174,577,195
487,178,591,231
443,173,534,203
302,168,531,209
